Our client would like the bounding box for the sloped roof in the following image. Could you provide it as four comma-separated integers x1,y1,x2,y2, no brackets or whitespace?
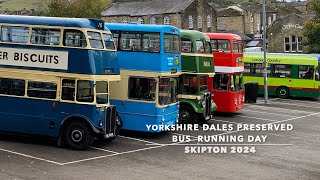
286,1,309,7
101,0,194,16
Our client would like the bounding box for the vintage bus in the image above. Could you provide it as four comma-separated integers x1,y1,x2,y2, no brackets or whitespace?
106,23,181,132
0,15,121,150
179,30,216,124
206,33,245,112
243,53,320,98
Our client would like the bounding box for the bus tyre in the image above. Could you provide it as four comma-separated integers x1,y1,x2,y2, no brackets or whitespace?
64,122,93,150
179,105,196,124
276,86,290,98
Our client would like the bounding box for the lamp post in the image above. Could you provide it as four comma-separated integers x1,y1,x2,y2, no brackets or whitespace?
262,0,268,104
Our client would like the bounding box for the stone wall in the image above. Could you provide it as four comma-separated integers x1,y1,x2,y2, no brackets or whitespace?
267,14,305,53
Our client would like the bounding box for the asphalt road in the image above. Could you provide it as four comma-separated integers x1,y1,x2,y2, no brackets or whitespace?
0,97,319,180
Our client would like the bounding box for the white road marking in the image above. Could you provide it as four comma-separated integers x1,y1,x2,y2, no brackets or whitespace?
235,115,276,121
268,98,320,105
0,148,63,166
210,119,242,125
265,101,320,109
241,109,295,117
61,145,165,165
118,135,160,145
246,104,315,114
90,147,120,154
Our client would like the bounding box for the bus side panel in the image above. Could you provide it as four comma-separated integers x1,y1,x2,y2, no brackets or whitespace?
290,79,318,98
110,100,163,132
0,96,58,136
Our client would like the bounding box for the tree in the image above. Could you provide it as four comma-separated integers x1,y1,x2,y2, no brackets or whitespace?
303,0,320,53
44,0,111,18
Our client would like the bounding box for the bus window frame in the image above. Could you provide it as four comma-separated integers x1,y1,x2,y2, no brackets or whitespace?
0,23,116,51
127,76,156,102
181,37,193,53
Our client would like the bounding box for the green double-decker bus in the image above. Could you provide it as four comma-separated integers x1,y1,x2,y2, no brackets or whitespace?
243,53,320,98
178,30,216,124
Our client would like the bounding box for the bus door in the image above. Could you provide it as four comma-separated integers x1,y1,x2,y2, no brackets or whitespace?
16,80,58,136
59,79,76,121
212,73,230,110
294,65,316,96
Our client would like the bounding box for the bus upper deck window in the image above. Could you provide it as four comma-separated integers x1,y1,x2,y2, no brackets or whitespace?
204,41,211,54
63,30,87,48
142,33,160,53
181,39,192,53
1,26,29,43
87,31,103,49
164,34,180,53
31,28,60,46
103,33,115,50
196,41,204,53
217,40,230,52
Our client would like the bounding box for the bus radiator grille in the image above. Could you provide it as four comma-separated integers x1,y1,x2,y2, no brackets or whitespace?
105,106,117,137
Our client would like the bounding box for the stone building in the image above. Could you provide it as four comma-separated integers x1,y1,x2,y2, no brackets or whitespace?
216,3,278,40
101,0,217,32
286,1,310,14
267,13,307,53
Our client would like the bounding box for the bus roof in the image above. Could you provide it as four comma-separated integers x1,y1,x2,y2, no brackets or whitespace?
205,33,242,41
245,52,320,62
105,23,180,35
0,15,108,31
180,30,209,41
244,53,318,66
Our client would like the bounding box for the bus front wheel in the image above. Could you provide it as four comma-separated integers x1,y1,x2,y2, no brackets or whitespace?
179,105,196,124
276,86,290,98
64,122,94,150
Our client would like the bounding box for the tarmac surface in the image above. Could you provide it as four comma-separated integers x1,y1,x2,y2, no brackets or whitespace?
0,97,320,180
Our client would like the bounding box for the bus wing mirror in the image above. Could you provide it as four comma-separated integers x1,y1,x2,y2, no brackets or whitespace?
90,81,96,88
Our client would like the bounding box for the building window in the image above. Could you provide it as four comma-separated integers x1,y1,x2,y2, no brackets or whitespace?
207,15,211,28
189,15,193,29
198,15,202,29
297,36,303,52
111,18,116,23
250,15,253,23
284,37,290,52
291,35,297,52
268,17,272,26
150,16,156,24
122,18,128,23
273,14,277,22
137,17,144,24
250,26,254,34
284,36,303,53
164,16,170,25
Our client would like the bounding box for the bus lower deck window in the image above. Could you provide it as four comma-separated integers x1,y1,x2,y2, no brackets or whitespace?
0,78,25,96
61,79,75,101
27,81,57,99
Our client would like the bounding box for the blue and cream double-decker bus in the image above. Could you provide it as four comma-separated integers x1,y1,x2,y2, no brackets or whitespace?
0,15,120,150
106,23,181,132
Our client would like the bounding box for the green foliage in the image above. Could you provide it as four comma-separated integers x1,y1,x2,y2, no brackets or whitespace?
303,0,320,53
44,0,111,18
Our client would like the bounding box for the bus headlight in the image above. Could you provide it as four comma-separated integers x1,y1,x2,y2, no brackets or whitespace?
99,120,103,127
202,101,206,108
162,116,165,122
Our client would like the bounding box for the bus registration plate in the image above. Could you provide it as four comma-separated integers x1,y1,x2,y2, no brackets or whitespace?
203,61,211,67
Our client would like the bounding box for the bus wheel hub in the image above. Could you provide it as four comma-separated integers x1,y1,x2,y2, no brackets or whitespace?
71,130,83,142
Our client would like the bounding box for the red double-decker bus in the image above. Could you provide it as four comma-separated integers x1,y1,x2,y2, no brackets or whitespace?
206,33,245,112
